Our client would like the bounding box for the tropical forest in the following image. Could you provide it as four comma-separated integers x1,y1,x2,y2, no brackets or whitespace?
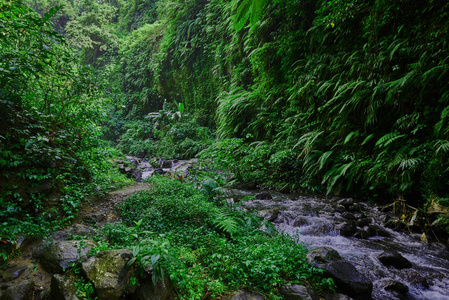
1,0,449,299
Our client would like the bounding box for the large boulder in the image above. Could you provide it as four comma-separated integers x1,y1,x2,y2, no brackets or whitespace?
322,261,372,299
40,240,97,273
307,247,342,266
308,247,372,299
377,250,412,269
82,249,136,300
1,266,27,282
0,280,34,300
50,274,79,300
280,284,318,300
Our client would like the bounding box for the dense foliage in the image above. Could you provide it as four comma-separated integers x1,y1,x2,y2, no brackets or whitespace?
104,177,333,299
2,0,449,294
0,0,128,262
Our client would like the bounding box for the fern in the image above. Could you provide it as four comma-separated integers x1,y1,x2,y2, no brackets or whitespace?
375,131,406,148
212,208,241,235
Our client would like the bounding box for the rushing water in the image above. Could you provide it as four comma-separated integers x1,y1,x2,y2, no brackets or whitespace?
224,189,449,300
129,157,449,299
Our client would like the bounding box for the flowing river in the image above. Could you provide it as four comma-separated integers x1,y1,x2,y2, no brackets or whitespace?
226,189,449,300
129,157,449,299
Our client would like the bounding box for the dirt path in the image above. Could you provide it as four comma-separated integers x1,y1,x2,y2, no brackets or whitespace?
76,182,152,226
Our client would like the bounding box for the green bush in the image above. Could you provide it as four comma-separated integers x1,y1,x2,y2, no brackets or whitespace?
110,177,333,299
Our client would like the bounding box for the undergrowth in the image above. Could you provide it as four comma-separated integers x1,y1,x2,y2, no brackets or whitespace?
102,176,334,299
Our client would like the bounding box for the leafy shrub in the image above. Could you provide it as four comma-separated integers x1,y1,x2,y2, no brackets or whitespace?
110,177,332,299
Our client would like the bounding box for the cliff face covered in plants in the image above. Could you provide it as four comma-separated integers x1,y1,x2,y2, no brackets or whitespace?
120,0,449,201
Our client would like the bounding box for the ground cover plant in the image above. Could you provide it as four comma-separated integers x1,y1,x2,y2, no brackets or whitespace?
103,176,334,299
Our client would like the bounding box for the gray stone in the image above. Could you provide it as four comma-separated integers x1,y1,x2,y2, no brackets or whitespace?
307,247,342,266
291,217,309,227
356,218,370,227
82,249,135,300
323,261,373,299
258,209,279,221
378,250,412,269
353,229,369,239
223,290,264,300
334,205,346,213
340,221,356,237
160,160,172,168
50,274,79,300
337,199,353,208
280,284,318,300
1,266,27,282
255,192,272,200
0,280,34,300
383,280,409,299
341,212,356,220
40,240,97,273
400,269,429,289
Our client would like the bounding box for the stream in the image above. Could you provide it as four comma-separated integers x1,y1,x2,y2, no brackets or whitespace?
129,157,449,300
225,189,449,300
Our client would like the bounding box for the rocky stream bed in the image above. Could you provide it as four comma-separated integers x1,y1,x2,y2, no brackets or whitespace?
1,157,449,300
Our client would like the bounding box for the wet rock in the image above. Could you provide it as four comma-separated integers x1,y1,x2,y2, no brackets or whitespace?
160,160,172,168
400,269,429,289
291,217,309,227
0,280,34,300
353,229,369,239
341,212,356,220
154,168,166,176
255,192,272,200
50,274,79,300
82,249,136,300
323,261,373,299
307,247,342,266
40,240,97,273
363,226,377,237
334,205,346,213
338,198,354,208
340,221,356,237
356,218,370,227
1,266,27,282
383,280,409,299
258,209,279,221
223,290,264,300
376,227,391,238
324,294,353,300
133,270,174,300
132,169,143,181
378,250,412,269
280,284,318,300
349,203,364,213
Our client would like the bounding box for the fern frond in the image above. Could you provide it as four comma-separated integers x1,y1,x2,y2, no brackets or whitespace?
375,132,406,148
212,208,241,235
